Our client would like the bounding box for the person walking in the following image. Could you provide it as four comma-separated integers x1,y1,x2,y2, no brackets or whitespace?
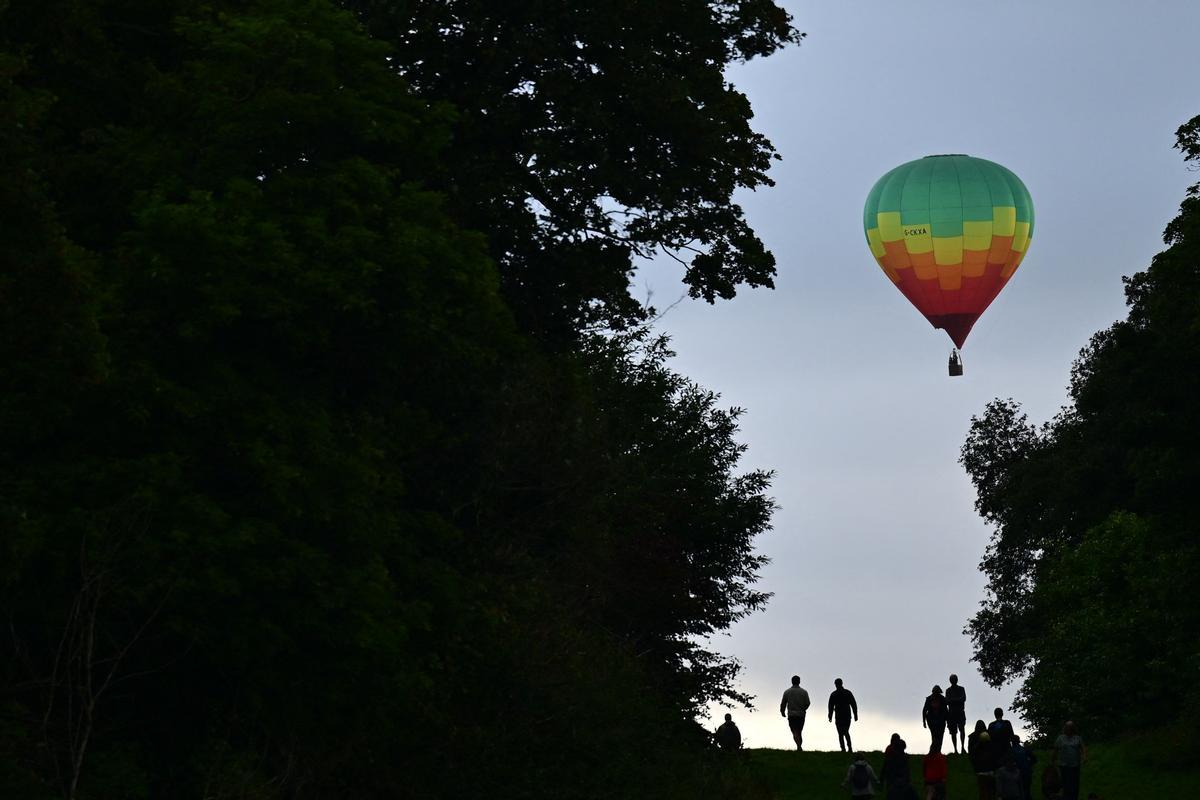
843,752,881,799
988,708,1015,753
780,675,811,750
995,755,1024,800
923,743,948,800
1053,721,1086,800
1010,734,1036,800
968,721,997,800
879,734,909,790
946,674,967,754
714,713,741,751
922,685,948,753
829,678,860,753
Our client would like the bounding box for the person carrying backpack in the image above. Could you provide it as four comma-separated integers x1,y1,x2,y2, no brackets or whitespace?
922,685,948,753
843,753,880,799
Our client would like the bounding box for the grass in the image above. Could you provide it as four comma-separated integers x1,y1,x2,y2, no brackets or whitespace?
732,741,1199,798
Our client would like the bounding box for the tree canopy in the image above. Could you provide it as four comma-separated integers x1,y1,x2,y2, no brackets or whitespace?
0,1,797,797
960,114,1200,741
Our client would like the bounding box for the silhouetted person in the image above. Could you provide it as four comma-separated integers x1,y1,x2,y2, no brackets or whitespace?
880,734,909,788
1010,734,1036,800
714,712,741,751
887,777,919,800
843,752,881,798
995,755,1023,800
923,743,948,800
945,674,967,753
922,685,947,753
1053,721,1086,800
988,707,1015,752
1041,762,1063,800
829,677,860,752
780,674,811,750
968,722,997,800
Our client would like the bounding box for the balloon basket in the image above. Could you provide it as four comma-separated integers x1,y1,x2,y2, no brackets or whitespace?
948,349,963,377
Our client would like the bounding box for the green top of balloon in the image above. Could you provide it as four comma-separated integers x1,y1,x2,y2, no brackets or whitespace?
864,155,1034,240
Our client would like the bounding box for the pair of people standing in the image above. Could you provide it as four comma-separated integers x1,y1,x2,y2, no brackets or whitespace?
849,735,946,800
921,674,967,753
780,675,859,752
966,708,1019,800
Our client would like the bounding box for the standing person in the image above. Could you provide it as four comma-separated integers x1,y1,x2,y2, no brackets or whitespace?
923,743,948,800
1010,734,1036,800
887,778,919,800
988,708,1015,752
922,685,948,753
829,678,860,753
780,675,811,750
1053,721,1087,800
879,735,908,789
843,752,881,799
714,713,741,751
995,756,1024,800
968,722,997,800
946,674,967,754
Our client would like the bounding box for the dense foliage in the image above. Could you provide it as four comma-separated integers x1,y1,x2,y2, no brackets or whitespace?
961,115,1200,741
0,1,796,797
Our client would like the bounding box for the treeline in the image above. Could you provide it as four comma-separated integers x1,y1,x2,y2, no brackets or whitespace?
0,2,799,798
961,116,1200,744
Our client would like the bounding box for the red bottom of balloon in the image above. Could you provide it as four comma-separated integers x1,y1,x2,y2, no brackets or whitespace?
926,314,978,349
891,261,1012,349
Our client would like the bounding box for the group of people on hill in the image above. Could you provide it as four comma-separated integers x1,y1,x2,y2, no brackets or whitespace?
837,718,1088,800
711,674,1091,800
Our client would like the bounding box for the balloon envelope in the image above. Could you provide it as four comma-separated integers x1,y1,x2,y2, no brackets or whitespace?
863,155,1034,348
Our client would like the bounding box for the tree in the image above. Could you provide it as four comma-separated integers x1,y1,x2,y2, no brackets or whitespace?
961,115,1200,739
1,1,791,796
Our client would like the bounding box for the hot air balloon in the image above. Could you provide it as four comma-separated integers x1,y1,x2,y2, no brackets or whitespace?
863,155,1033,376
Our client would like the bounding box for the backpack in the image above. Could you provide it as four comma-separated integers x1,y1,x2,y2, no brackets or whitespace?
852,763,870,791
927,695,944,716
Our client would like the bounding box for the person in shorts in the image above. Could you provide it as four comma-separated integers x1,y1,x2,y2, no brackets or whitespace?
945,674,967,753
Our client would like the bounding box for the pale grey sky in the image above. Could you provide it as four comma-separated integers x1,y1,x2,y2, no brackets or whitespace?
639,1,1200,750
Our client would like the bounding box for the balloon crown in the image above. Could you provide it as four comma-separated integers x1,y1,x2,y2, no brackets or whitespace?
923,154,968,158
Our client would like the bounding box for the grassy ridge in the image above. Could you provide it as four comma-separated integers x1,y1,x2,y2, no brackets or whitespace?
738,742,1198,798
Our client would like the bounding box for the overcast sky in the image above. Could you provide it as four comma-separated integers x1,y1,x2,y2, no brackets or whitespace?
638,1,1200,750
